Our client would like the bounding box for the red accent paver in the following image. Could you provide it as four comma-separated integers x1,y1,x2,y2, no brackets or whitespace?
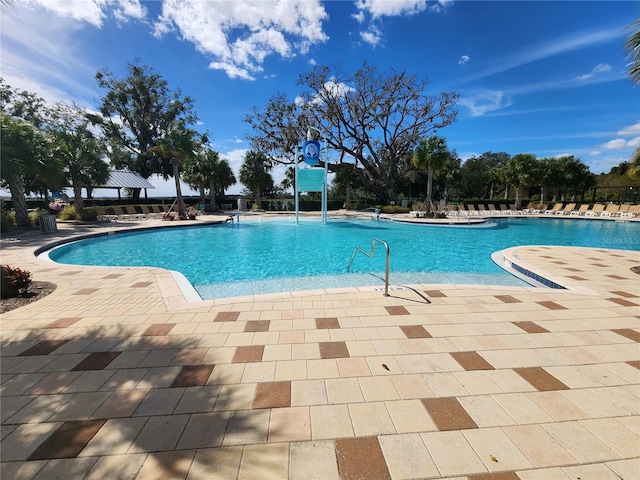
141,323,175,336
27,420,106,460
215,311,240,322
244,320,270,332
171,365,215,387
495,295,521,303
385,306,409,316
315,317,340,329
131,282,153,288
71,352,121,371
514,367,569,391
319,342,350,359
232,345,264,363
45,317,82,329
253,381,291,409
611,329,640,342
421,397,478,431
450,351,494,371
607,298,639,307
468,472,521,480
610,290,640,298
399,325,432,339
19,340,68,356
425,290,447,297
74,289,99,295
537,301,567,310
335,437,391,480
513,321,550,334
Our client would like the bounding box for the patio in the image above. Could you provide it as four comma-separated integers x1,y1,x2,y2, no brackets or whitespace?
1,217,639,479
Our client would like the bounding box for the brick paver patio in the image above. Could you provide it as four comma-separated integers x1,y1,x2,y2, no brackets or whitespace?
1,216,639,479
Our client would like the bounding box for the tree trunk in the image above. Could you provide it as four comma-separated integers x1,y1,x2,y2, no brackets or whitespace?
199,186,205,205
425,167,434,213
9,174,30,227
540,185,547,204
172,159,187,218
209,179,218,211
504,185,509,200
345,182,352,210
254,190,261,208
73,185,84,211
515,184,524,210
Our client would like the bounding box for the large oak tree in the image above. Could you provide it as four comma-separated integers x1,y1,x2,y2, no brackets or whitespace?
246,63,458,203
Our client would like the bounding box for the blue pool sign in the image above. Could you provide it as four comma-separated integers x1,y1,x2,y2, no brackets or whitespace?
302,140,320,165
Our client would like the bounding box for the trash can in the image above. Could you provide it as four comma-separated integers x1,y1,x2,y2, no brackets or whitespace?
40,215,58,234
238,199,247,211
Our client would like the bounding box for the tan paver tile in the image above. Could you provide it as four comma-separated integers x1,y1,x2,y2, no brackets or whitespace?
49,391,111,421
186,446,243,479
31,458,99,480
358,376,400,401
222,409,270,446
326,377,364,404
5,393,73,424
128,414,190,453
1,422,63,461
423,372,470,397
336,357,372,377
579,418,640,458
268,406,311,442
306,358,339,379
290,440,340,480
542,421,619,463
559,389,625,418
134,388,185,416
85,452,147,480
385,399,438,433
463,427,534,471
493,392,554,425
240,361,276,383
238,442,289,480
390,374,434,399
526,391,589,421
291,379,328,406
275,359,308,381
516,467,572,479
214,383,256,411
348,401,396,436
310,404,354,440
174,385,221,414
176,412,230,449
79,417,148,456
136,449,196,480
92,389,149,419
502,424,577,468
378,433,439,479
421,430,486,477
606,458,640,480
335,436,391,480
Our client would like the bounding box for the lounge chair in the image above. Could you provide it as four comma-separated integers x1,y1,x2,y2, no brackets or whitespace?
531,204,547,215
616,204,630,216
521,202,537,214
466,204,480,216
507,204,523,215
570,204,590,216
95,206,118,222
600,204,620,217
499,204,512,215
621,205,640,217
585,204,605,216
410,203,426,218
556,203,576,215
486,204,499,216
544,203,563,214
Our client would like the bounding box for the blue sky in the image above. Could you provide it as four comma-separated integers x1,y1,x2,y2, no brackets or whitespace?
1,0,638,197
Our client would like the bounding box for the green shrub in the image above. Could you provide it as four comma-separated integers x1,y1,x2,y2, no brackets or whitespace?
58,205,79,220
79,207,98,221
381,205,410,214
1,265,32,298
1,211,16,231
28,209,49,226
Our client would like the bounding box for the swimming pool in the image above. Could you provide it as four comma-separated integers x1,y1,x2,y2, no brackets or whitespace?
47,217,640,299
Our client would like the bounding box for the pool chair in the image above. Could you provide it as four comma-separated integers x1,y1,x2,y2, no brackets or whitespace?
530,204,547,215
507,204,523,215
556,203,576,215
600,204,620,217
616,204,631,216
95,207,118,222
466,204,480,216
544,203,563,214
570,204,590,216
621,204,640,217
585,204,605,216
410,202,427,218
498,204,512,215
521,202,536,214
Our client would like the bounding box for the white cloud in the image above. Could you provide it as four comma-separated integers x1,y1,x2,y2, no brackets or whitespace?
153,0,328,80
589,150,601,156
628,136,640,148
360,25,382,47
602,138,628,150
459,89,511,117
354,0,428,19
458,55,470,65
19,0,147,27
309,58,318,66
576,62,612,81
617,122,640,136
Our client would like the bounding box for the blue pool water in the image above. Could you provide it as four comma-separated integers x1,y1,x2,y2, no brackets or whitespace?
48,217,640,299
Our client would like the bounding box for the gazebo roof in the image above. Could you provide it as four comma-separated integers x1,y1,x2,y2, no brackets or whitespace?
98,170,155,189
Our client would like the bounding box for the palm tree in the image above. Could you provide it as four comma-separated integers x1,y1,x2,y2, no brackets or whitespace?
184,149,236,211
628,147,640,181
625,19,640,85
1,114,50,226
50,105,109,211
437,152,460,205
500,154,538,210
151,121,198,219
412,136,449,214
239,151,273,208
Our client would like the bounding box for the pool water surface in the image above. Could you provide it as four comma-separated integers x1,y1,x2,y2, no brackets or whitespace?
47,217,640,299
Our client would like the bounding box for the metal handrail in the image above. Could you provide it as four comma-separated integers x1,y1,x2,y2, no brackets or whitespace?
347,238,390,296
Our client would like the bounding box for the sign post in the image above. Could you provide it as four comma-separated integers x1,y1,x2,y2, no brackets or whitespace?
295,127,329,224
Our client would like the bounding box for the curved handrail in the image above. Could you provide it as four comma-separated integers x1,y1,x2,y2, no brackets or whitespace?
347,238,390,296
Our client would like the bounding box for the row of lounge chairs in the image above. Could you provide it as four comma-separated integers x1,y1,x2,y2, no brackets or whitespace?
412,202,640,218
95,205,172,221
